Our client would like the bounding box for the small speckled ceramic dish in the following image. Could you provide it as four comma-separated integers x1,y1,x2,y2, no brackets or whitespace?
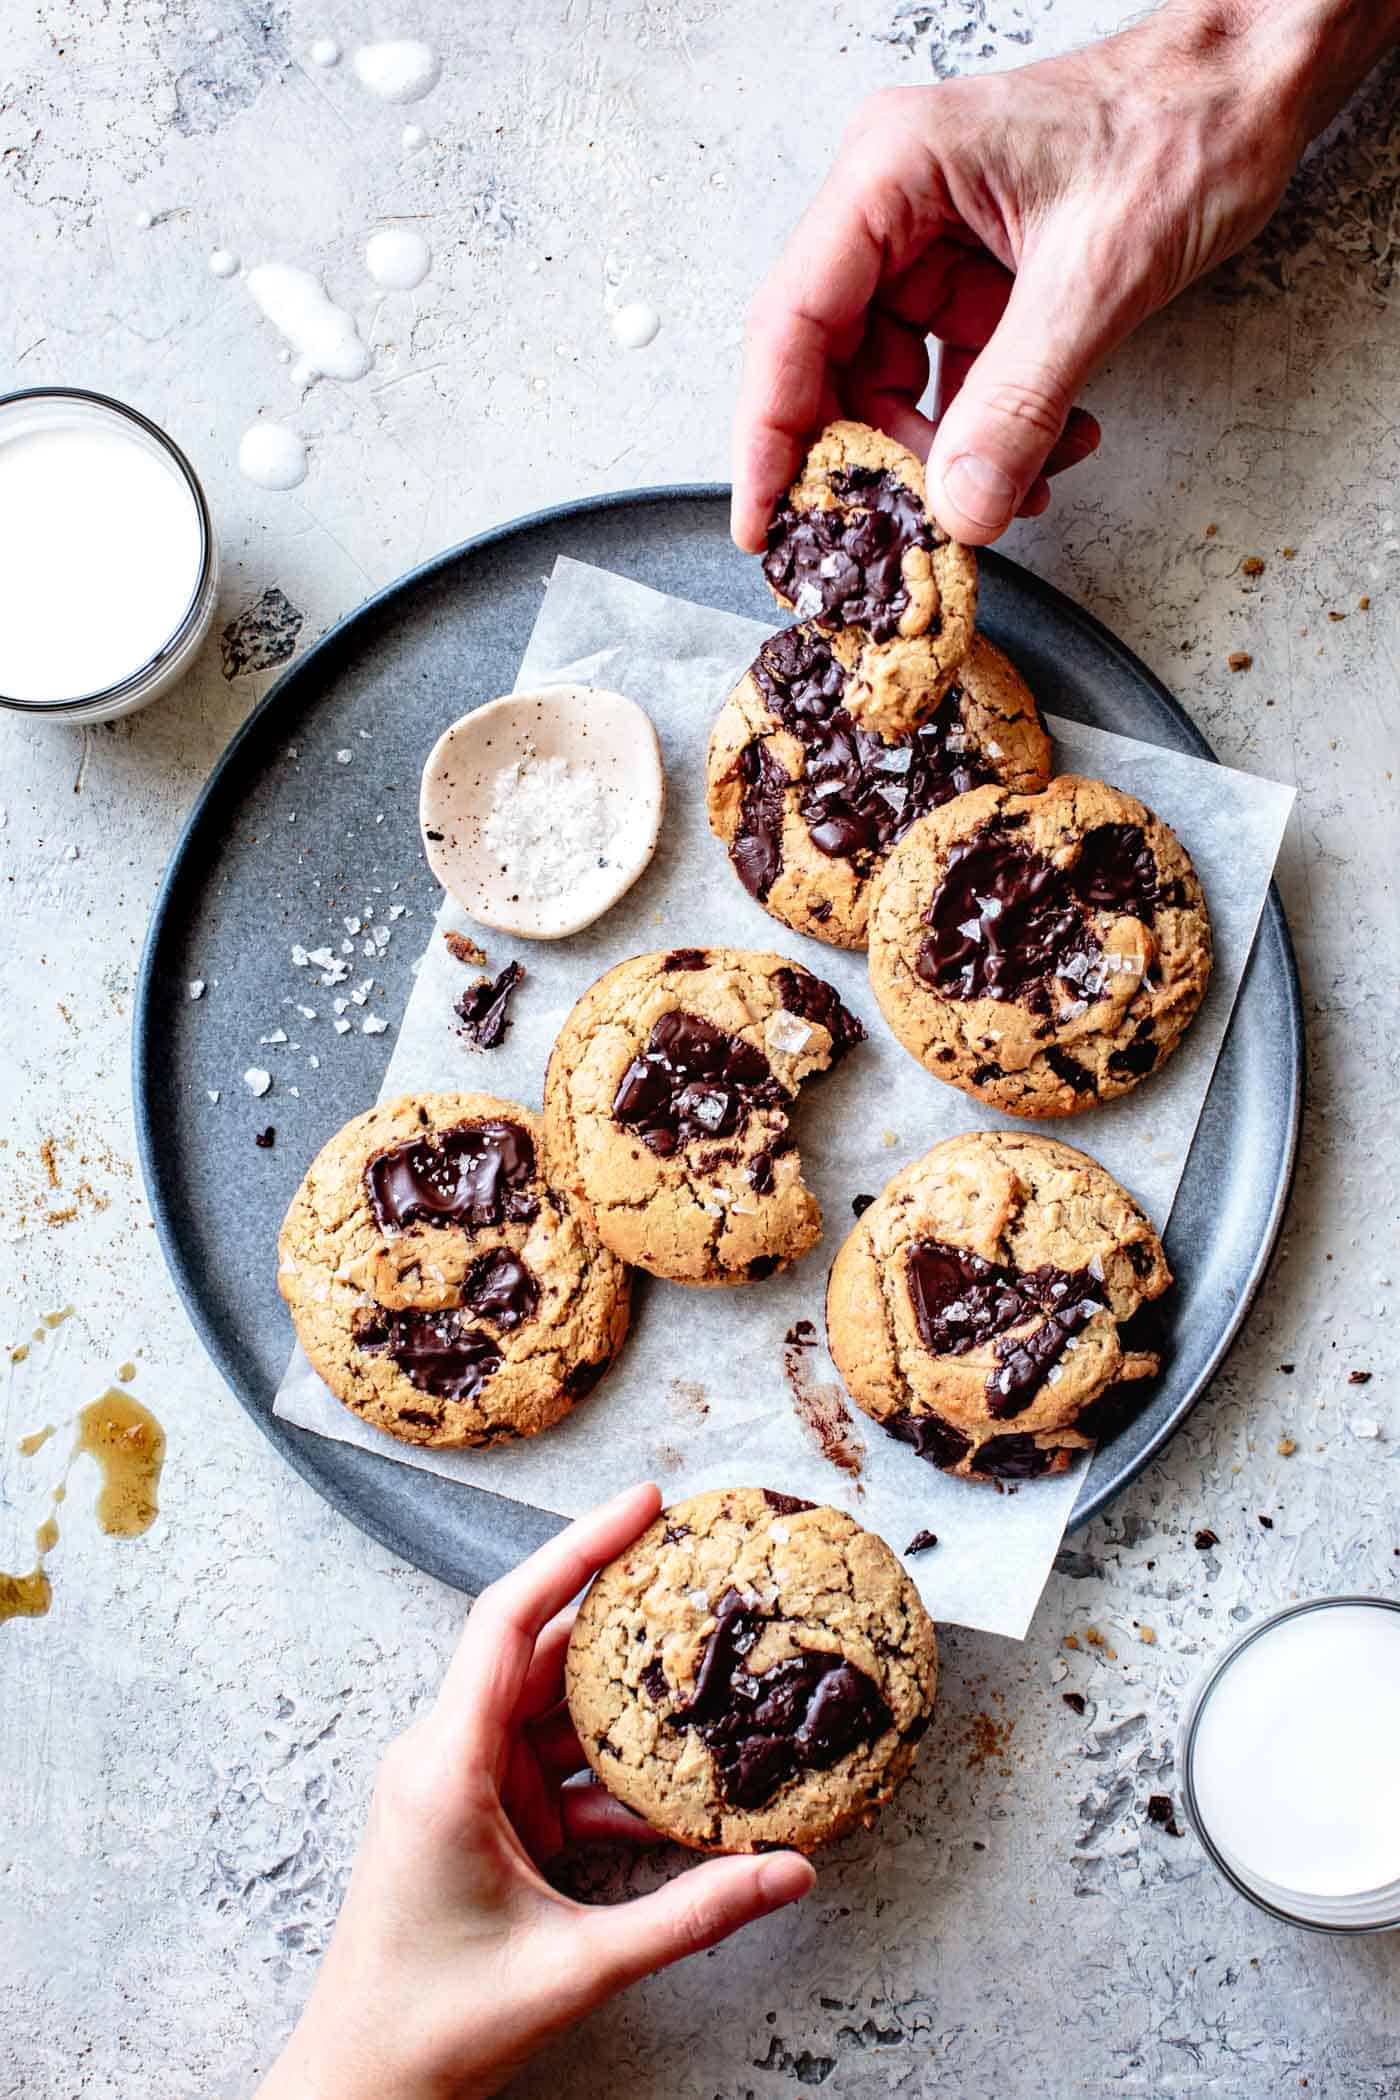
418,683,665,939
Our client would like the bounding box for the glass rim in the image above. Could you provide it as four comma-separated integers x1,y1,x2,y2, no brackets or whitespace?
1179,1592,1400,1933
0,385,215,716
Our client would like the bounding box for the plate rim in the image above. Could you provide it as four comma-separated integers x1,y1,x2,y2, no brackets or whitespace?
133,482,1304,1572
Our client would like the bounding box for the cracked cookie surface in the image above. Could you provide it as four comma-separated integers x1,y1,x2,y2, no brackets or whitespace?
827,1131,1170,1481
866,774,1212,1115
761,420,977,715
277,1092,630,1446
565,1486,937,1852
543,949,866,1285
706,627,1052,950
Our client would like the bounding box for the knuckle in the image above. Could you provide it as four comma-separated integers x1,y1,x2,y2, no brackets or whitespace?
979,379,1069,443
666,1893,723,1961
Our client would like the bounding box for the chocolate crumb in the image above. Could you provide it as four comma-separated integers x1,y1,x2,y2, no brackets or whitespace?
1278,1436,1297,1456
1194,1527,1219,1551
1348,1369,1372,1385
1257,1513,1274,1529
1240,555,1265,577
904,1529,939,1555
1204,523,1218,538
1327,609,1346,622
1278,1362,1295,1374
851,1193,875,1218
1062,1691,1086,1716
1226,650,1252,672
457,960,524,1048
254,1126,276,1149
444,929,487,968
1146,1793,1183,1837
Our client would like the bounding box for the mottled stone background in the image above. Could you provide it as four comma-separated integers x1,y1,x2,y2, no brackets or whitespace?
3,3,1398,2094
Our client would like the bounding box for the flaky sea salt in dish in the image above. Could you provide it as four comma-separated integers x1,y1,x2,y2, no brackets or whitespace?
418,685,664,938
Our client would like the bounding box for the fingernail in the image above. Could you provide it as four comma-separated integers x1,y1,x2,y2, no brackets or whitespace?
757,1854,816,1905
942,452,1018,531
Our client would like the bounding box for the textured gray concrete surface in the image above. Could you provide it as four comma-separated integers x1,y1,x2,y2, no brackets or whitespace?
3,3,1399,2095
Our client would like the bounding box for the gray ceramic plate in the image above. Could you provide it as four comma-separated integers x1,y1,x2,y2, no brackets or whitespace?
134,487,1303,1593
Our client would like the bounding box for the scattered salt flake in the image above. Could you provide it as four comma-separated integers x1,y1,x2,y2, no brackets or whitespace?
1349,1416,1382,1440
64,844,79,861
335,749,353,765
341,938,355,955
344,916,362,934
319,958,350,986
766,1011,813,1057
207,1089,221,1103
306,945,337,969
291,944,311,966
333,1018,352,1035
260,1027,289,1045
188,979,206,1000
332,996,350,1014
307,1054,320,1069
296,1004,317,1019
362,1014,389,1035
358,727,371,740
288,1086,300,1098
243,1067,273,1097
388,903,406,920
362,938,376,957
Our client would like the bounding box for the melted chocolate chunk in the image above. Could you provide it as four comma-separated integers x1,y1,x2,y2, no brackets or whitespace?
671,1588,893,1809
762,468,934,642
563,1355,611,1398
613,1010,788,1157
973,1433,1055,1479
772,967,867,1063
886,1409,973,1472
355,1307,502,1402
904,1240,1105,1417
663,948,709,971
916,829,1103,1010
744,626,990,876
748,1147,776,1195
1045,1046,1097,1095
639,1657,669,1702
1106,1022,1158,1080
747,1254,782,1281
457,960,525,1048
732,738,789,901
367,1119,539,1232
762,1489,815,1515
461,1247,539,1330
1070,824,1160,922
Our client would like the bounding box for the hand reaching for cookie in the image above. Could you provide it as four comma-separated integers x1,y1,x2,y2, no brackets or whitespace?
254,1482,814,2100
732,0,1400,550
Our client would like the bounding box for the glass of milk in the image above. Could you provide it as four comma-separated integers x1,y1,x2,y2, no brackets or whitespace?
1179,1596,1400,1932
0,388,218,723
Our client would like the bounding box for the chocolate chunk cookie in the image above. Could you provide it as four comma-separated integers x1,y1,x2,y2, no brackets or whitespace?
762,421,977,717
565,1487,937,1852
827,1132,1170,1481
706,627,1052,950
543,948,866,1285
866,775,1212,1114
278,1093,630,1446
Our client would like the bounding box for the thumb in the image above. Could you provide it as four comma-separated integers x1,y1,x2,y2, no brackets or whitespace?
927,231,1122,544
583,1851,815,1994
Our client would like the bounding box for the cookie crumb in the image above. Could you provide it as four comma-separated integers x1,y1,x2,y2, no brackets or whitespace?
1327,609,1346,623
1358,594,1371,611
443,929,487,968
1146,1793,1183,1837
1204,522,1218,537
1137,1625,1156,1644
1277,1435,1297,1456
1281,545,1297,559
1258,1513,1274,1529
1240,555,1265,577
1348,1369,1372,1385
254,1126,276,1149
1278,1362,1295,1374
880,1129,899,1149
1061,1690,1086,1715
456,960,525,1049
1194,1527,1218,1550
1226,650,1252,672
904,1529,938,1555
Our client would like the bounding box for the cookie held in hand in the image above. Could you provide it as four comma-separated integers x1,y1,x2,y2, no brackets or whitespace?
565,1486,938,1853
826,1130,1170,1481
866,774,1212,1115
544,948,866,1285
278,1093,629,1446
707,625,1051,949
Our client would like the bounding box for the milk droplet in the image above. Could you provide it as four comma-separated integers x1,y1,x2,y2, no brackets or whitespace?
401,123,427,152
309,37,341,66
209,248,240,279
612,301,660,350
366,229,432,290
353,39,441,104
134,208,154,231
246,263,372,383
238,422,308,492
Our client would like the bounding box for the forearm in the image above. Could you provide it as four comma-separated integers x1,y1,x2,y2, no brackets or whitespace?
1150,0,1400,143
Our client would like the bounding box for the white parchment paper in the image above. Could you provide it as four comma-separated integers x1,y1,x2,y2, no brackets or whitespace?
276,558,1294,1639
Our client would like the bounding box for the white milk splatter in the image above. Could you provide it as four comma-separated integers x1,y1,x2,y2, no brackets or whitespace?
246,264,372,383
134,208,154,231
353,39,440,103
238,422,308,492
209,248,240,278
309,37,341,66
401,123,427,152
612,301,660,350
365,229,431,291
